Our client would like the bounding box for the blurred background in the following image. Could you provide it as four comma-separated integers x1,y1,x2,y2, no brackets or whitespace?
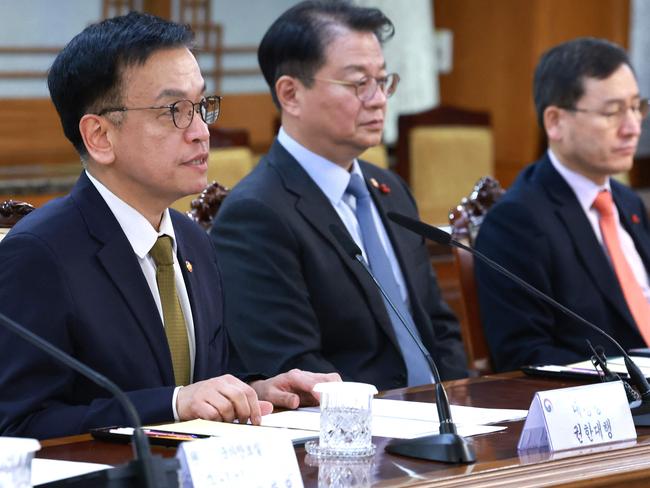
0,0,648,222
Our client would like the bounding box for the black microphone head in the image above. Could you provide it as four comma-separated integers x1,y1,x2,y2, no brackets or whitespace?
387,212,452,246
329,224,362,259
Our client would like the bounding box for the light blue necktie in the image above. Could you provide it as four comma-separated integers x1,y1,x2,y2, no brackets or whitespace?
346,174,432,386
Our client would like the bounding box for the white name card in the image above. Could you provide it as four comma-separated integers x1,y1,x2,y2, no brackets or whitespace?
517,381,636,452
176,431,304,488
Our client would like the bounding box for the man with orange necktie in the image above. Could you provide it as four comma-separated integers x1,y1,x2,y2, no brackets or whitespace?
475,37,650,372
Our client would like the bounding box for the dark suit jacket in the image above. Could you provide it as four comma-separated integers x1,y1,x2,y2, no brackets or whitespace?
0,172,227,439
211,140,467,390
475,155,650,372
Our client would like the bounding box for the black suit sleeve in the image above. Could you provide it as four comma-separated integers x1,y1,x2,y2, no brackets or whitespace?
474,201,587,372
0,233,174,438
211,198,341,377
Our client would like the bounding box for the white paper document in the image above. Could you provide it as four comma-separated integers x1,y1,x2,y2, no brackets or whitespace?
151,418,318,444
261,410,503,439
260,399,526,439
371,398,527,424
567,355,650,377
32,458,112,486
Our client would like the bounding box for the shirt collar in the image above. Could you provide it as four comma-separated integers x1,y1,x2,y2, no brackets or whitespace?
85,170,177,258
278,127,363,204
547,149,611,212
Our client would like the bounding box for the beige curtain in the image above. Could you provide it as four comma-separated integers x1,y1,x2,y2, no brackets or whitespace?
631,0,650,157
355,0,439,145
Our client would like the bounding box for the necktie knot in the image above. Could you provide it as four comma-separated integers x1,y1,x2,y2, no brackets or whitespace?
592,190,615,218
150,235,174,266
346,174,371,201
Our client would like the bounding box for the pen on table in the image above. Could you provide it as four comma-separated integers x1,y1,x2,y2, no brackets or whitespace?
142,429,208,440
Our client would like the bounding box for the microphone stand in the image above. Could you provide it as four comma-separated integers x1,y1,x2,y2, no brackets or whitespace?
387,211,650,428
0,311,179,487
329,225,476,463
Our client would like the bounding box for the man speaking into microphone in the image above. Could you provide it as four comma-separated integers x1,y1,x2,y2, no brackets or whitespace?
0,11,338,440
211,0,467,390
475,38,650,372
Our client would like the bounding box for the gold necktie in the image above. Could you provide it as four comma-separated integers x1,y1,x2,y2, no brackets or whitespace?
150,235,190,386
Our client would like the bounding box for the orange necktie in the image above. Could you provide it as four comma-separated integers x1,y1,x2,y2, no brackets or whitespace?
592,190,650,345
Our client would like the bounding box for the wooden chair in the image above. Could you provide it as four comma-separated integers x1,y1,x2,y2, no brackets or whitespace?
448,176,504,374
396,106,493,224
172,127,254,214
359,144,390,169
0,199,36,241
209,126,250,149
187,181,230,231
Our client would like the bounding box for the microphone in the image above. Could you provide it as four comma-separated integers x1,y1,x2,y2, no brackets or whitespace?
387,211,650,427
329,224,476,464
0,311,179,487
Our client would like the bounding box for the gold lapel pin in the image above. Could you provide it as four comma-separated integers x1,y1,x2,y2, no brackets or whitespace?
185,261,193,273
369,178,379,188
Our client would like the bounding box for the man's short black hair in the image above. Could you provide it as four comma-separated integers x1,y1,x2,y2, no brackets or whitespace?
48,11,194,157
533,37,632,128
258,0,394,108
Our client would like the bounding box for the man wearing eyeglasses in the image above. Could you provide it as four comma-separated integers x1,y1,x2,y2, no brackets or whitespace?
0,12,338,439
211,0,467,390
475,37,650,372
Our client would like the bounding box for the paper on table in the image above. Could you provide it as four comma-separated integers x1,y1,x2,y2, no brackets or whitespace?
151,418,317,444
371,398,527,424
566,356,650,377
32,458,112,486
301,399,526,424
261,410,504,439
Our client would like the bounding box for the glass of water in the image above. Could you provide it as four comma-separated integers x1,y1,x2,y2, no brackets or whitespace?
306,382,378,458
0,438,40,488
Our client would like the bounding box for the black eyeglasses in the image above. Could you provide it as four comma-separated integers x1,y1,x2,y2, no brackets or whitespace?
311,73,400,101
562,98,649,128
98,95,222,129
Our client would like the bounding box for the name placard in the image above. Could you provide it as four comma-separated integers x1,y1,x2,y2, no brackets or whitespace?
517,381,636,452
176,431,303,488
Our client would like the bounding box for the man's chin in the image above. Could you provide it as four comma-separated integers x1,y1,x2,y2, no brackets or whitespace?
358,136,383,151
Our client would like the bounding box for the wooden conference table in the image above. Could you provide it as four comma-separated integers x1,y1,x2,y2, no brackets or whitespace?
38,372,650,487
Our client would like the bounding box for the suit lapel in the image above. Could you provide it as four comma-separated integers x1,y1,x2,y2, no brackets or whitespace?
364,167,411,278
537,158,638,331
363,164,436,345
71,173,174,385
267,141,401,347
614,187,650,270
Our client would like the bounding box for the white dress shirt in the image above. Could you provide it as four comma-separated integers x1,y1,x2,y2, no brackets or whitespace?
86,171,195,419
277,127,410,305
548,149,650,302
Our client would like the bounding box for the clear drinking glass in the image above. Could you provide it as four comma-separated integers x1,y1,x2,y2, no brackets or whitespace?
0,438,40,488
305,454,374,488
305,382,378,458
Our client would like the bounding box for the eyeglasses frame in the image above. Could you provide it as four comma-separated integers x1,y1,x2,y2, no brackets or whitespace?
310,73,400,102
97,95,223,129
561,98,649,126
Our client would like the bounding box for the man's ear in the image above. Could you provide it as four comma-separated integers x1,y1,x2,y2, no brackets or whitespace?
79,114,116,166
544,106,564,142
275,75,302,118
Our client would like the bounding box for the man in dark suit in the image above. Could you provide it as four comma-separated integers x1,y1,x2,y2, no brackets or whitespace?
211,0,467,391
475,37,650,372
0,12,336,439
